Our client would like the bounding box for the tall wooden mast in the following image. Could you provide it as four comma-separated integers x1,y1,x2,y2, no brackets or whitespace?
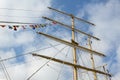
71,15,78,80
88,37,97,80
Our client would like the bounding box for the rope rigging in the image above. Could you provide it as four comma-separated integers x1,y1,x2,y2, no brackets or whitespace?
77,50,92,80
56,45,71,80
46,47,71,75
0,57,11,80
76,32,91,80
0,14,41,19
26,45,67,80
0,44,61,63
0,7,44,12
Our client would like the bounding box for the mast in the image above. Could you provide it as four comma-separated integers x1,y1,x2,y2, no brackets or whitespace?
88,37,97,80
71,15,78,80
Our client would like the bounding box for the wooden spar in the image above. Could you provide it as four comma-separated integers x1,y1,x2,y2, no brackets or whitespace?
37,32,105,56
42,16,100,41
48,7,95,26
81,64,107,74
32,53,111,77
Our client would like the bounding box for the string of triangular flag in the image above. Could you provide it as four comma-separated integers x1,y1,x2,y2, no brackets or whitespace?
0,21,57,31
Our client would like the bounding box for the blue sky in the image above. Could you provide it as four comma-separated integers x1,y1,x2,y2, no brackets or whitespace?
0,0,120,80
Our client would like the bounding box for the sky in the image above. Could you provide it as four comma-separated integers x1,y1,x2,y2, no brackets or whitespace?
0,0,120,80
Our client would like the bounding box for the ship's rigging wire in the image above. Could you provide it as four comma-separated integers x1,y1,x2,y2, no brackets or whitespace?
46,47,71,73
56,46,71,80
47,47,71,80
0,14,41,19
0,58,36,69
0,58,9,80
0,8,46,19
1,61,11,80
46,63,59,73
77,50,92,80
46,47,73,80
0,7,43,12
75,31,87,48
76,32,91,80
26,45,67,80
0,57,11,80
0,44,64,70
0,54,46,70
0,43,65,80
0,44,61,62
43,33,73,61
56,60,65,80
49,43,72,60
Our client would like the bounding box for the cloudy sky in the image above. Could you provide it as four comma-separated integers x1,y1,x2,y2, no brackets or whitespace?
0,0,120,80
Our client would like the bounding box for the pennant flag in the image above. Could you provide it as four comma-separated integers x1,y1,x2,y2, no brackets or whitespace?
0,22,54,31
13,26,18,31
36,25,40,28
36,25,42,28
8,25,13,29
29,25,33,28
13,25,19,28
35,24,40,28
52,21,57,24
30,25,35,30
40,24,46,28
22,25,26,29
0,25,6,28
34,25,39,28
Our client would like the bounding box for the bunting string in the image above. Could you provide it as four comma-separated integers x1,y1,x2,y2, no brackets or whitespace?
0,21,57,31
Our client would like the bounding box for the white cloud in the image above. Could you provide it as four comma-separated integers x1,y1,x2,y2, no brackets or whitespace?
0,0,52,48
0,0,52,22
0,0,54,80
117,46,120,61
78,0,120,79
16,31,35,45
0,29,36,48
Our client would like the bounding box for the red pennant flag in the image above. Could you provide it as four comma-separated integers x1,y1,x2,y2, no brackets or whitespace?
13,26,17,31
52,21,57,24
